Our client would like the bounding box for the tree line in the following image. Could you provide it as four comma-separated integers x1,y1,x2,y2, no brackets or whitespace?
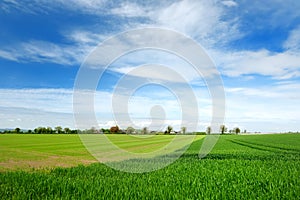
206,125,245,135
0,125,244,135
1,126,78,134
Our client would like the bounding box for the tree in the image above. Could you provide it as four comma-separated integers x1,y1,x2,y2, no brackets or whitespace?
166,125,173,134
14,127,21,133
126,126,135,134
34,127,43,134
101,128,110,134
234,127,241,134
141,127,148,135
64,127,71,134
220,125,227,134
55,126,62,134
206,126,211,135
181,127,186,134
110,126,119,134
46,127,53,134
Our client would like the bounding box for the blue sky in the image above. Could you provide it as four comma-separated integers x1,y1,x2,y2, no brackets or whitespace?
0,0,300,132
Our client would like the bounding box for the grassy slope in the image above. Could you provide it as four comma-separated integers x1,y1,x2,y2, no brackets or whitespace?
0,134,299,199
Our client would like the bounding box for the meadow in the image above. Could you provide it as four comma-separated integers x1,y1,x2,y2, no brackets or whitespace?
0,134,299,199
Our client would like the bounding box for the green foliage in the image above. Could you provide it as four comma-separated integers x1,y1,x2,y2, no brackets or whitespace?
1,127,78,134
141,127,148,134
220,125,227,134
125,126,135,134
101,128,110,134
0,134,95,170
0,134,299,199
14,127,21,133
55,126,63,134
181,127,186,134
206,126,211,135
166,125,173,134
234,127,241,134
195,132,206,135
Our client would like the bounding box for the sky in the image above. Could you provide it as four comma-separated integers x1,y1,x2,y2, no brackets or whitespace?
0,0,300,132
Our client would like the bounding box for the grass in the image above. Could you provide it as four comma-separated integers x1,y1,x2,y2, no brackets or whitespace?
107,134,177,153
0,134,182,171
0,134,299,199
0,134,96,171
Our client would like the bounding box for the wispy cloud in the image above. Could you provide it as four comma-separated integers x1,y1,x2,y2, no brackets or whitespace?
148,0,241,46
1,0,107,14
224,81,300,132
0,0,241,66
0,49,18,61
212,48,300,79
0,41,80,65
283,26,300,51
0,87,211,130
1,85,299,132
110,2,149,18
221,1,238,7
1,0,300,132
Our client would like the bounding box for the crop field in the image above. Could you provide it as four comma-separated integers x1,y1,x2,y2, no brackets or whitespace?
0,134,299,199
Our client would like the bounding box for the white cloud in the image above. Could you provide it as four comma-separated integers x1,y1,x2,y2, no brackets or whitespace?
1,80,300,132
1,0,40,14
283,26,300,50
109,50,206,84
0,107,75,129
1,0,108,15
224,82,300,132
110,2,148,18
243,0,300,29
1,0,300,133
0,49,18,61
0,87,211,131
225,82,300,99
0,88,112,129
0,88,74,129
221,1,238,7
0,41,80,65
211,48,300,79
0,88,73,113
1,1,240,67
146,0,240,46
63,0,107,12
2,0,295,81
67,30,107,45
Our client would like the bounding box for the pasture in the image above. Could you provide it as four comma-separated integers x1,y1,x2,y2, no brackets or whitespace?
0,134,299,199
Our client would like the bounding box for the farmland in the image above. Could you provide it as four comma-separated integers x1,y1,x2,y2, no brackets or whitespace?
0,134,299,199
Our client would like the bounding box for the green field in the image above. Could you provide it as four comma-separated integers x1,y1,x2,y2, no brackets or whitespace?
0,134,299,199
0,134,181,171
